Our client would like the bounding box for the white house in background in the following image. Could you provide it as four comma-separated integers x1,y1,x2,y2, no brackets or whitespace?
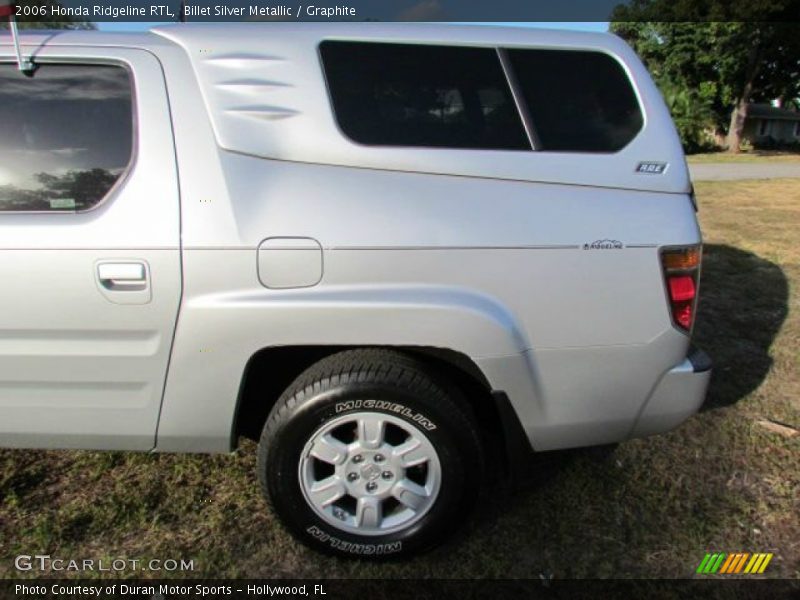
743,103,800,146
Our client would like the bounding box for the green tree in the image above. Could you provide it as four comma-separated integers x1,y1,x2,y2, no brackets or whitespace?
611,2,800,152
659,81,715,152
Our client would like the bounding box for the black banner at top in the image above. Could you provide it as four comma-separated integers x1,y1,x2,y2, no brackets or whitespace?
7,0,800,22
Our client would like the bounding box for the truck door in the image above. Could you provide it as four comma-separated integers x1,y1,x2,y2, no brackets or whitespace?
0,47,181,450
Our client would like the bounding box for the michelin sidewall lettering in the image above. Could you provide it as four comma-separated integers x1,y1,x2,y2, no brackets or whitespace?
334,399,437,431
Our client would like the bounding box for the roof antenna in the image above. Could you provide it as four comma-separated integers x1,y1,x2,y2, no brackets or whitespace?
2,3,35,75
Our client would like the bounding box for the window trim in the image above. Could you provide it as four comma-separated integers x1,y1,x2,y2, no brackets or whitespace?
317,40,533,152
496,48,541,150
0,58,138,215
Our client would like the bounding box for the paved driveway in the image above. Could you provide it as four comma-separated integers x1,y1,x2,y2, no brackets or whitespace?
689,162,800,181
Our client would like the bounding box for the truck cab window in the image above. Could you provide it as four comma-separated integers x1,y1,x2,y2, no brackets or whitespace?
0,63,133,212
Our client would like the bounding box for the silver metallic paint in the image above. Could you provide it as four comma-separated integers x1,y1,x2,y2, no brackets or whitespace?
0,24,708,454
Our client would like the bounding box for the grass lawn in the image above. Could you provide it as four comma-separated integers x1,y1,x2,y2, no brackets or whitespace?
687,151,800,164
1,180,798,580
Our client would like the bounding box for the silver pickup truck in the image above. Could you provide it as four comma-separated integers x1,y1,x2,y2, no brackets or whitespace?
0,23,710,557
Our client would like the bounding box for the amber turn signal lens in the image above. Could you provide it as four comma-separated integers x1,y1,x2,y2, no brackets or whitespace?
662,247,701,271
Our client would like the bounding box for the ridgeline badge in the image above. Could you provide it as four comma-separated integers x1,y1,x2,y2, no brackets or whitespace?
583,239,623,250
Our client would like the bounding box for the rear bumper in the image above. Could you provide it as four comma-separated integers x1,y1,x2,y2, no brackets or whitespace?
629,347,711,439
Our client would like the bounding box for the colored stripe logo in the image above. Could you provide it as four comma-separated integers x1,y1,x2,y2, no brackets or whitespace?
696,552,773,574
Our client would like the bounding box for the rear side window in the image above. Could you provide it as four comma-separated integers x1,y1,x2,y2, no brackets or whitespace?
0,63,133,212
320,41,530,150
507,49,642,152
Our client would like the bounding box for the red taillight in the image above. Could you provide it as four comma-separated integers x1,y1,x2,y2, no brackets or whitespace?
661,247,701,332
672,301,694,329
668,275,695,302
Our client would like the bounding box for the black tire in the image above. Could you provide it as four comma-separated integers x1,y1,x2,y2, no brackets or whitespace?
257,348,484,558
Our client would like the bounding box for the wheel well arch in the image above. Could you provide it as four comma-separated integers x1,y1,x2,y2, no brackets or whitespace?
232,345,503,456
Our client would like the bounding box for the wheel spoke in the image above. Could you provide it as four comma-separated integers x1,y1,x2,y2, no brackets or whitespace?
357,416,385,449
309,434,348,466
355,496,383,528
308,476,346,508
392,479,428,511
392,438,430,467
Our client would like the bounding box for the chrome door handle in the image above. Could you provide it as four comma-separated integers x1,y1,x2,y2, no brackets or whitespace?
97,262,148,291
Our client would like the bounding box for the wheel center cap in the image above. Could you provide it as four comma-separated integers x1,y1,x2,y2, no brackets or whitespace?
360,463,382,481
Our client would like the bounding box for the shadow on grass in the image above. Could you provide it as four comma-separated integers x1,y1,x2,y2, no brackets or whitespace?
694,243,789,411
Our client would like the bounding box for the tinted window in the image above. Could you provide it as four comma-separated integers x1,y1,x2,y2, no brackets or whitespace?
0,64,133,212
507,49,643,152
320,41,530,150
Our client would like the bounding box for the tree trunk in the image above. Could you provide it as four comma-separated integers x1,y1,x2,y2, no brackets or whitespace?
727,99,748,154
726,39,763,153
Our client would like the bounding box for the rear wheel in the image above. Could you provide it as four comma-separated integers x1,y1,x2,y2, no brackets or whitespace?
257,349,484,558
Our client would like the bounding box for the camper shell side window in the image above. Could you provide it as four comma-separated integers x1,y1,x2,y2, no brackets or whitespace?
320,40,644,154
506,48,643,152
319,41,531,150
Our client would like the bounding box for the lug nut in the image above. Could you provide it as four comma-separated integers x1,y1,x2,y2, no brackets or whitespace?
374,454,385,463
352,454,364,464
366,482,378,493
347,472,359,482
381,471,393,480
